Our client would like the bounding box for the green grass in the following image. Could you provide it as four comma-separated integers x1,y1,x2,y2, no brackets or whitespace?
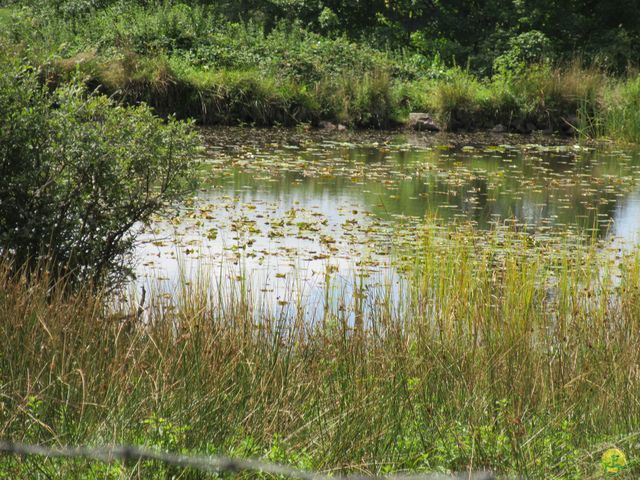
601,76,640,143
4,3,640,138
2,224,640,478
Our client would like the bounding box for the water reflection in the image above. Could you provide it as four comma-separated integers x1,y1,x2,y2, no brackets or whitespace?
134,129,640,318
614,187,640,247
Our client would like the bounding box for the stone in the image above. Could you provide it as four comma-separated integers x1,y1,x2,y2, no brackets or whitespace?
408,112,440,132
491,123,507,133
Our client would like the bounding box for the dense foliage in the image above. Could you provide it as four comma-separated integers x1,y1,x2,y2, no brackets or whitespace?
11,0,640,74
0,59,199,286
2,0,640,139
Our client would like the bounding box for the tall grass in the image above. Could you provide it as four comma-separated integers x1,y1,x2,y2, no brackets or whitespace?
602,76,640,143
422,64,610,134
2,224,640,478
429,69,492,130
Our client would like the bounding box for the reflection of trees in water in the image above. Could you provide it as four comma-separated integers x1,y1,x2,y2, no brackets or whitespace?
209,143,639,240
225,170,355,199
362,172,625,238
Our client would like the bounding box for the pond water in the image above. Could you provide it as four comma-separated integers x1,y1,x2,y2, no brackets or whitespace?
134,128,640,320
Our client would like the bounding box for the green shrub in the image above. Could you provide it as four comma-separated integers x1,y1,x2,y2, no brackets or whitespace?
315,70,398,127
0,59,200,287
493,30,552,76
487,64,606,132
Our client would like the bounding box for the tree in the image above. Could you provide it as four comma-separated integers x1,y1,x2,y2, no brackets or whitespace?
0,60,200,287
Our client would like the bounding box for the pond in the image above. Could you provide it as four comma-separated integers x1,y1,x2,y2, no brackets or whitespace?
134,128,640,321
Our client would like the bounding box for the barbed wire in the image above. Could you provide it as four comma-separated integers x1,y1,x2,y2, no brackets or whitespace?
0,440,496,480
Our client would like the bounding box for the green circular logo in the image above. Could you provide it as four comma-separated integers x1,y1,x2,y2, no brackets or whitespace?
601,448,627,474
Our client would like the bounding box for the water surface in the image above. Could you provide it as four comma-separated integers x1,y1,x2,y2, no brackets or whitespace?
134,128,640,318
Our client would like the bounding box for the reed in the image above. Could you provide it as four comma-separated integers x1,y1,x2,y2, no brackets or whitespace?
2,223,640,478
602,76,640,144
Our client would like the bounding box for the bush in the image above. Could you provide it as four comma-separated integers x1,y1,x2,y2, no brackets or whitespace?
351,70,396,128
491,63,606,132
0,60,200,287
493,30,552,76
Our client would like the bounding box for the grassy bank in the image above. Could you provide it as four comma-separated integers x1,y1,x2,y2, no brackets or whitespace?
2,3,640,141
2,224,640,478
